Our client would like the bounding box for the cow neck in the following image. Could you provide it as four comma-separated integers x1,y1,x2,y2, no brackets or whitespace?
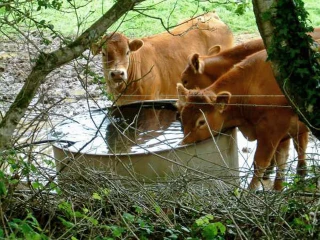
203,56,230,78
127,53,138,82
206,65,251,127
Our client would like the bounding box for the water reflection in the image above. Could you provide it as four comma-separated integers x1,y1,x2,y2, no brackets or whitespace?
50,101,183,155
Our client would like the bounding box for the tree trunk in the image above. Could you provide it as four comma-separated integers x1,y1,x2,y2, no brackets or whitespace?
0,0,146,151
252,0,320,140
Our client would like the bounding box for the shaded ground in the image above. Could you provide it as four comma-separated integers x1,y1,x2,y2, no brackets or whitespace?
0,34,109,123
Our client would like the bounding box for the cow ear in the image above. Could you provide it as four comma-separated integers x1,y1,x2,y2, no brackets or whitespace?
129,39,144,51
208,45,221,55
190,53,204,74
190,53,200,72
176,83,189,106
90,43,101,55
215,91,231,113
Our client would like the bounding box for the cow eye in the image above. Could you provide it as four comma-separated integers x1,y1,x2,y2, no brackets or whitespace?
102,52,106,56
126,50,130,56
197,118,206,129
198,119,205,126
183,80,188,86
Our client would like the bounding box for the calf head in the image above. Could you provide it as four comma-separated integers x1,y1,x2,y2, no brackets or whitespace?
91,33,143,86
181,46,221,89
176,83,231,144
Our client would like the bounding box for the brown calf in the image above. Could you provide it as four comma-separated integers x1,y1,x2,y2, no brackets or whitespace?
181,38,265,89
181,26,320,90
177,50,309,191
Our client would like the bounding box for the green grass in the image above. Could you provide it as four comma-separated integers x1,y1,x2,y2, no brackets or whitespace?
304,0,320,26
38,0,258,37
2,0,319,38
35,0,319,38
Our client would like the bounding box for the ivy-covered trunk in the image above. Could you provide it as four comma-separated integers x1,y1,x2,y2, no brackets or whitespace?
252,0,320,140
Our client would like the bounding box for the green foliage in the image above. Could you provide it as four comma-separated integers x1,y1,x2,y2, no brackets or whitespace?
36,0,63,10
278,173,320,238
233,0,251,16
0,150,59,238
192,214,226,240
7,212,48,240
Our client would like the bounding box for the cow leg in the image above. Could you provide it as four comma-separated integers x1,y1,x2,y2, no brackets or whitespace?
248,138,278,190
263,139,290,181
273,139,290,191
293,131,309,177
262,157,275,180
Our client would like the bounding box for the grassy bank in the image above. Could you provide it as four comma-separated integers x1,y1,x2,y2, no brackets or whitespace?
37,0,320,37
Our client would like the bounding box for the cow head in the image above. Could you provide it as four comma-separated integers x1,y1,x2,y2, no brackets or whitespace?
91,33,144,86
181,53,211,89
176,83,231,144
181,46,221,90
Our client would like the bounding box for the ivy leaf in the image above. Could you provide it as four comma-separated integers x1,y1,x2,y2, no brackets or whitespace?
123,213,135,222
0,182,7,196
92,192,102,200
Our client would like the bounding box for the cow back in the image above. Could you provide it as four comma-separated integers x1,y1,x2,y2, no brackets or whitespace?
181,38,265,89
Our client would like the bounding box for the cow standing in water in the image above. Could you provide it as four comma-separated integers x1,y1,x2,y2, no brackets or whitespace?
91,12,234,105
176,50,309,191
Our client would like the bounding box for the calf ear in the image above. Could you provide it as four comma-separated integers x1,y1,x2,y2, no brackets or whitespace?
190,53,204,74
90,43,101,55
216,91,231,113
208,45,221,55
176,83,189,106
129,39,144,51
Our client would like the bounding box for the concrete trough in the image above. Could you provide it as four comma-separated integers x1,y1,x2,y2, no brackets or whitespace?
51,100,239,183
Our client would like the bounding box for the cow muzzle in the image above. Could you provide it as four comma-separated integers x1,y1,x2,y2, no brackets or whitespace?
108,69,127,82
181,132,195,145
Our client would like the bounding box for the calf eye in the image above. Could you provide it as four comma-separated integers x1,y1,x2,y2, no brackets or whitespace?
126,50,130,56
196,117,207,129
198,119,205,126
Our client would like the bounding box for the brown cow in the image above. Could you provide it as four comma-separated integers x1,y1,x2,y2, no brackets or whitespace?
180,28,320,185
91,12,234,105
182,26,320,90
176,50,309,191
310,27,320,40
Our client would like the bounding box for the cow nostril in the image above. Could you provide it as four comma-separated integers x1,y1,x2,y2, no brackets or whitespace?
120,71,124,76
111,72,115,77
